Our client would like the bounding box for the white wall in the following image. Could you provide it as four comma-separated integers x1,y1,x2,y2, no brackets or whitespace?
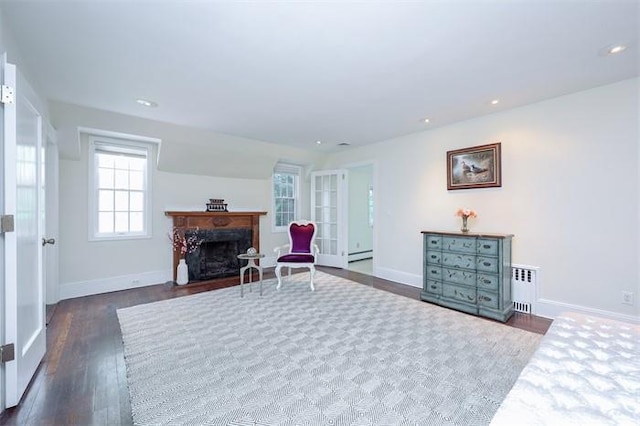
52,102,322,299
324,78,639,321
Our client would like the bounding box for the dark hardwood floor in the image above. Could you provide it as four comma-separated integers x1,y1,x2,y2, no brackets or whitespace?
0,267,552,425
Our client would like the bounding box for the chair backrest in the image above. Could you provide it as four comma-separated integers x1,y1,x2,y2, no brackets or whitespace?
288,221,316,254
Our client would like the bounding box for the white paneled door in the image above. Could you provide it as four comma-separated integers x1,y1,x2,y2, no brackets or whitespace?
1,54,46,409
311,170,348,269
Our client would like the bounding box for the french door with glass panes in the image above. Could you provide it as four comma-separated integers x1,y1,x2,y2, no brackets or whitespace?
311,170,347,268
2,54,47,409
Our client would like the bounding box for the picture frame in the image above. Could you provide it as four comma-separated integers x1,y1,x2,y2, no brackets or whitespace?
447,142,501,190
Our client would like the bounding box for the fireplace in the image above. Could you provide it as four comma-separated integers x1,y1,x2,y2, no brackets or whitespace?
165,211,267,286
185,228,252,281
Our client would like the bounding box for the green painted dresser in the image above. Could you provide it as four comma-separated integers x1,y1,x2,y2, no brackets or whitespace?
421,231,514,322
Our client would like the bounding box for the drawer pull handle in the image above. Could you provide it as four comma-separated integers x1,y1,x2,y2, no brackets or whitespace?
483,245,491,249
479,295,492,302
430,285,437,290
430,255,437,259
483,262,491,266
483,279,491,284
431,241,437,244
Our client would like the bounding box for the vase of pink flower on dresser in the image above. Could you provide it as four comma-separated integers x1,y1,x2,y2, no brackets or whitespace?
456,208,477,233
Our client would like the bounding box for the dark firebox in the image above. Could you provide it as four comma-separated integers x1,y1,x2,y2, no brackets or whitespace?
185,228,252,281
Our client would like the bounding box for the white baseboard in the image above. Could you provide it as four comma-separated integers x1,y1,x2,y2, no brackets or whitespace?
535,298,640,323
59,269,172,301
348,251,373,262
376,266,422,288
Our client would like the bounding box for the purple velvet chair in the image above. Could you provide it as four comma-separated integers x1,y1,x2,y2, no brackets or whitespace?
274,220,319,291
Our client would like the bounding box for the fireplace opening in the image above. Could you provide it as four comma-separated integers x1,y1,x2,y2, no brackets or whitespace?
185,228,252,281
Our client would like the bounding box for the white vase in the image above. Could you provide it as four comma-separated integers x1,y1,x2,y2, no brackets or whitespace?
176,259,189,285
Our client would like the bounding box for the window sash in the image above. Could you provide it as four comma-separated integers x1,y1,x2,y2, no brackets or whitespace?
273,164,301,231
88,136,152,240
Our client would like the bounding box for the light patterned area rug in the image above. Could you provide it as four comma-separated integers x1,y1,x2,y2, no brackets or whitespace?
117,271,541,425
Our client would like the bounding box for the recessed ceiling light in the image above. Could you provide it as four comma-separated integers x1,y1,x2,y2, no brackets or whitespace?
490,99,500,105
136,98,158,108
608,45,627,55
316,140,322,145
424,118,430,123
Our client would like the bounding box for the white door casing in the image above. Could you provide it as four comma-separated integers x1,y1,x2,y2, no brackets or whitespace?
44,131,59,305
2,55,46,409
311,169,348,269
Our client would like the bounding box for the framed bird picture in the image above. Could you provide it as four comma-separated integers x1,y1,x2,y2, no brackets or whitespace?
447,142,501,190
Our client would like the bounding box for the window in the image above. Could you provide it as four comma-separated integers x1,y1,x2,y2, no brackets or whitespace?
88,136,152,240
273,163,300,231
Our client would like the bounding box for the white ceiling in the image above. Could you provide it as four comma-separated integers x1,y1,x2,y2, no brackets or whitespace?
2,0,638,151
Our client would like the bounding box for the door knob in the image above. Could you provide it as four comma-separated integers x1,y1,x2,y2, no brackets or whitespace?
42,238,55,246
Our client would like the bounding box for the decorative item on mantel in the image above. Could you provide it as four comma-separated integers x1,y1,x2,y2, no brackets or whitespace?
169,227,203,285
456,208,477,233
206,198,228,212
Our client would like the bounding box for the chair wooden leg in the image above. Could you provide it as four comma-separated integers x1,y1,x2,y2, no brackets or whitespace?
275,265,283,290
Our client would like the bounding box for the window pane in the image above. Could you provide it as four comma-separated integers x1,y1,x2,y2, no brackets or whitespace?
98,168,114,188
114,190,129,211
130,191,144,211
114,212,128,232
130,212,143,232
129,157,145,171
129,170,143,190
98,190,114,211
97,153,115,168
114,169,128,189
114,156,129,170
330,239,337,255
98,212,113,233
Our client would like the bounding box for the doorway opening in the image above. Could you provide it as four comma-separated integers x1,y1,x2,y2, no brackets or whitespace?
346,164,374,276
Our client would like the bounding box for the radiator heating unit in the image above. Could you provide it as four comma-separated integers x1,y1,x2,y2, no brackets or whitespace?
512,265,538,314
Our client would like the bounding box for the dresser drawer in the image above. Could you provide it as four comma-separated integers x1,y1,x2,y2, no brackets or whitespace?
442,253,475,269
478,290,499,309
477,273,499,291
477,256,499,273
442,267,476,286
443,283,477,304
477,239,499,255
425,265,442,280
425,250,442,264
425,235,442,249
425,279,442,295
443,236,476,253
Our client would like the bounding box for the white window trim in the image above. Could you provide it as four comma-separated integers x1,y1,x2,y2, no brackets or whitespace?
87,135,154,241
272,163,301,233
